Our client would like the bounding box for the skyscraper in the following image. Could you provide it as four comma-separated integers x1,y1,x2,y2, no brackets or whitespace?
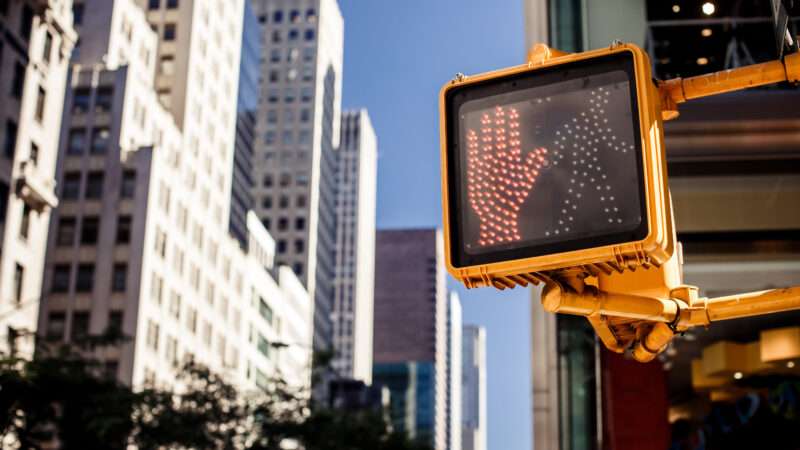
38,0,312,389
229,0,260,249
249,0,344,353
373,228,447,450
331,109,377,383
462,325,487,450
0,0,76,358
446,292,463,450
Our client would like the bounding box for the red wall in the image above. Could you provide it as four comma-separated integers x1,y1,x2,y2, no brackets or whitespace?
601,349,670,450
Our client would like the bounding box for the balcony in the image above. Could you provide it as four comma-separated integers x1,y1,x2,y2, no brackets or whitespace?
15,160,58,212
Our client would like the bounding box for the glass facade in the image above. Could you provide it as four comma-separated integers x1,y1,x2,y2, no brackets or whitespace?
230,0,260,248
373,361,437,445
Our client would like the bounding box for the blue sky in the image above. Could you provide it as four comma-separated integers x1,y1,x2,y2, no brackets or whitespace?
337,1,532,449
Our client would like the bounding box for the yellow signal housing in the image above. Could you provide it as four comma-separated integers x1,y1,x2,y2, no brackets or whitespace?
440,43,674,289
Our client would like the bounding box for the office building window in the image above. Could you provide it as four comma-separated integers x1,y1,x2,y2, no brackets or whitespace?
34,86,46,122
43,31,53,62
95,87,113,112
46,312,66,340
164,23,176,41
295,217,306,231
271,30,281,43
159,55,174,75
290,9,300,23
155,228,167,258
166,0,178,8
61,172,81,200
293,262,303,277
279,173,291,187
13,263,23,303
57,217,77,246
121,170,136,198
67,129,85,155
29,142,38,164
151,274,163,304
112,263,127,292
301,87,312,102
148,0,159,9
303,47,314,62
116,215,131,243
294,239,304,253
262,196,272,209
90,128,110,154
73,88,90,113
85,171,104,199
108,311,123,332
273,10,283,23
169,291,181,319
11,62,24,98
288,29,299,41
278,196,288,209
277,217,288,231
306,8,316,22
71,312,90,341
296,195,306,207
146,320,159,350
277,239,286,253
261,217,270,230
73,3,84,25
52,264,71,293
19,205,31,240
4,120,17,159
75,264,94,292
270,49,281,62
304,29,315,41
80,216,99,245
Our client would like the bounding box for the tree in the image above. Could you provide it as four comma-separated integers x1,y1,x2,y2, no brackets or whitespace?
0,335,433,450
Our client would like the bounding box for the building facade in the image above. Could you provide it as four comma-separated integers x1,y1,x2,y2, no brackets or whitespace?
373,228,448,450
0,0,76,357
229,0,260,249
446,292,462,450
330,109,376,383
37,0,312,390
462,325,487,450
249,0,344,353
525,1,800,450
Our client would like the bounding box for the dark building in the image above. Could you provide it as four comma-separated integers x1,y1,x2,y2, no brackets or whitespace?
373,229,447,450
229,0,259,248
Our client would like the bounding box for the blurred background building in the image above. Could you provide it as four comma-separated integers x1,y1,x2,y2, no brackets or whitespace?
331,109,377,383
0,0,76,358
250,0,343,355
525,1,800,450
446,292,462,450
462,325,487,450
373,228,449,450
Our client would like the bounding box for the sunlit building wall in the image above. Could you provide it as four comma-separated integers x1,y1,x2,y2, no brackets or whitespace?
0,0,76,358
330,109,376,383
37,0,312,390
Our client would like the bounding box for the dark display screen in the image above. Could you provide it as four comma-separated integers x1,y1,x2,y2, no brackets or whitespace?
447,53,648,267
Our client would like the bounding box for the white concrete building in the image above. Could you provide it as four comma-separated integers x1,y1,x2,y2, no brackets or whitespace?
0,0,76,358
446,292,463,450
330,109,376,383
38,0,312,390
462,325,487,450
249,0,343,352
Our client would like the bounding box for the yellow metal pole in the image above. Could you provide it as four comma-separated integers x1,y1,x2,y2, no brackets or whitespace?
661,52,800,105
703,286,800,322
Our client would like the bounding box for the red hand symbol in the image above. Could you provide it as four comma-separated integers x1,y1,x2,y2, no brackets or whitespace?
466,106,548,247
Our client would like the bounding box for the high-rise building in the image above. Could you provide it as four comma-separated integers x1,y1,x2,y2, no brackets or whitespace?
330,109,377,382
37,0,313,389
229,0,260,249
249,0,344,353
461,325,487,450
525,1,800,449
0,0,76,358
373,228,448,450
446,292,462,450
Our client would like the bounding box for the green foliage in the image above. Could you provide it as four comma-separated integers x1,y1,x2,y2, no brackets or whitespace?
0,337,433,450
